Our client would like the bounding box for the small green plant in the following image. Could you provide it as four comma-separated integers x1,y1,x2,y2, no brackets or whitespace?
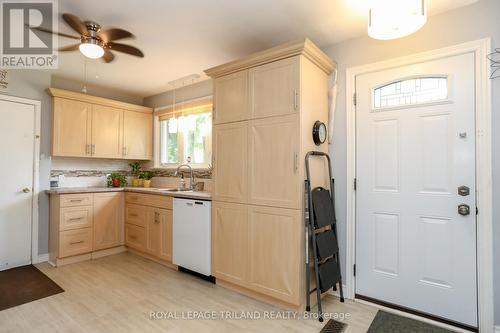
107,172,127,187
129,162,142,178
140,171,154,180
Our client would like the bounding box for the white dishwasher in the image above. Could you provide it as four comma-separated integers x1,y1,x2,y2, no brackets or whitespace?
173,198,212,277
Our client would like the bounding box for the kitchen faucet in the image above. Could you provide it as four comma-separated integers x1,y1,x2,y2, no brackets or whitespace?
174,164,197,190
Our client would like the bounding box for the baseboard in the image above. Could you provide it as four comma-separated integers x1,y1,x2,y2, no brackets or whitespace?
35,253,49,264
494,325,500,333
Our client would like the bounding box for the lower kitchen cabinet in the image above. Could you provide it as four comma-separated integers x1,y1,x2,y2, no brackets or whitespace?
146,208,173,261
93,192,124,251
212,201,248,286
125,223,146,252
247,205,301,305
212,202,302,306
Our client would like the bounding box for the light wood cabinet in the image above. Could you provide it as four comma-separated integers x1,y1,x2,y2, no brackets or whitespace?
205,39,334,308
214,70,249,124
212,202,247,286
59,228,93,258
49,88,153,160
212,122,248,203
248,115,301,209
91,105,123,159
125,223,146,252
123,111,153,160
247,205,301,304
52,97,91,157
93,192,124,251
249,56,300,119
146,208,172,261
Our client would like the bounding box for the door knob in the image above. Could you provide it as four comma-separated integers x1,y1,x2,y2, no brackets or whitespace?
458,204,470,216
22,188,30,193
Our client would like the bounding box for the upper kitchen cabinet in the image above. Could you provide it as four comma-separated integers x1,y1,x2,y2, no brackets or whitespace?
213,70,249,124
52,97,92,157
123,110,153,160
249,56,300,119
48,88,153,160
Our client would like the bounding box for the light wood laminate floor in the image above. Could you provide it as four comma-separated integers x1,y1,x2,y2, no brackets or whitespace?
0,253,378,333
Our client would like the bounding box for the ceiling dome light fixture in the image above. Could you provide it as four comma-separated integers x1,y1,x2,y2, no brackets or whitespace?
79,39,104,59
368,0,427,40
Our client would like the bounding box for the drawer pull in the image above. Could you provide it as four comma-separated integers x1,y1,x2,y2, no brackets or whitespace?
70,199,83,202
70,240,84,245
130,196,139,200
69,217,84,221
129,213,138,217
129,235,137,240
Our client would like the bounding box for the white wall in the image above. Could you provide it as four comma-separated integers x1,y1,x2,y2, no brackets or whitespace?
322,0,500,324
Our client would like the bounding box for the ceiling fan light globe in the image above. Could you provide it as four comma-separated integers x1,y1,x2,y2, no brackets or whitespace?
79,43,104,59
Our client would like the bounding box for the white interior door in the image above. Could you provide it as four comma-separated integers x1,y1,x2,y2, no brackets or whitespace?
0,99,36,271
355,53,477,327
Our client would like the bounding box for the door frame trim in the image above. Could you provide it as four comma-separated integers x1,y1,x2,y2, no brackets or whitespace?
345,38,493,332
0,94,41,266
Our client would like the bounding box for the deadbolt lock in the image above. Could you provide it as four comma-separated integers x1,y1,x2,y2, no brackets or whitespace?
458,204,470,216
458,186,470,196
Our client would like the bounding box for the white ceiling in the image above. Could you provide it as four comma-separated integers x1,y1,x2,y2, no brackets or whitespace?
53,0,478,98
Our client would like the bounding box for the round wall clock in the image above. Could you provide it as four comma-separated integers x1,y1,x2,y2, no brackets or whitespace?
312,121,327,145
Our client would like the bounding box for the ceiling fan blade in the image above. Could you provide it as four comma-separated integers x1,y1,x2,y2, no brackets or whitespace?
62,13,88,36
102,49,115,63
29,25,80,39
98,28,133,43
106,42,144,57
59,44,80,52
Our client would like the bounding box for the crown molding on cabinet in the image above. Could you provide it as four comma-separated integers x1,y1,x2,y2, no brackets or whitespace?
47,88,152,114
204,38,336,78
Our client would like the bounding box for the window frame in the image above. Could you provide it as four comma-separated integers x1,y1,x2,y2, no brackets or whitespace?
371,74,453,112
153,98,213,170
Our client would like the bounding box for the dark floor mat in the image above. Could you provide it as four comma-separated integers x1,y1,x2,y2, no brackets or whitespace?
0,265,64,311
367,311,456,333
320,319,347,333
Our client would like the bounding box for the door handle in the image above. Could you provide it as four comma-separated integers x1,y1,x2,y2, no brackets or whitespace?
458,204,470,216
22,188,31,193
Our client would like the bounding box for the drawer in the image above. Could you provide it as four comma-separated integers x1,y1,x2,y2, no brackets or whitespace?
125,193,172,209
60,206,93,231
60,194,93,207
59,228,93,258
125,223,146,252
125,204,148,227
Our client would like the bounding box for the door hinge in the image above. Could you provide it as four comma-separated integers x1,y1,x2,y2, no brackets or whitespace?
353,92,357,106
353,178,357,191
353,264,356,277
476,207,479,215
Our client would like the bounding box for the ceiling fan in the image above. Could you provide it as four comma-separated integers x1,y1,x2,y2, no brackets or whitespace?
32,13,144,63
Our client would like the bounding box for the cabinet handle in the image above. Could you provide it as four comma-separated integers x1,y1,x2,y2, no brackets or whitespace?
69,217,84,221
85,144,90,155
154,211,160,223
293,89,298,110
122,146,127,157
129,235,137,240
293,152,298,173
212,106,216,120
91,144,95,155
70,240,84,245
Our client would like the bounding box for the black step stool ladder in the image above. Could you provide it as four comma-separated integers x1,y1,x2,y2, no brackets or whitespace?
304,151,344,322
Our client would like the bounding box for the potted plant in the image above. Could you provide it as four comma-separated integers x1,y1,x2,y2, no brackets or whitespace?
107,172,127,188
140,171,154,188
129,162,142,187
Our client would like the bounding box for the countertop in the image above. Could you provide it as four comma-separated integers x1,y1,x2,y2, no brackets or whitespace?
46,186,212,201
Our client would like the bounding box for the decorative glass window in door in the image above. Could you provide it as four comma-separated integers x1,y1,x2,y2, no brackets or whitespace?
373,76,448,110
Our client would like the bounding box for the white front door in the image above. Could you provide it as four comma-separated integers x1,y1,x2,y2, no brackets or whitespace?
355,53,477,327
0,99,36,271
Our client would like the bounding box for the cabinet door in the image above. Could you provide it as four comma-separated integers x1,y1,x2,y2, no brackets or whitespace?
158,209,173,261
123,111,153,160
249,56,300,119
212,201,247,286
52,97,92,157
93,192,124,251
213,122,248,203
91,105,123,158
214,70,249,124
248,115,301,209
247,205,301,305
145,207,160,255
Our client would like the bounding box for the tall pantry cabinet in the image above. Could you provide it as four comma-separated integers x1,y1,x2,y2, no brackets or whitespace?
205,39,335,308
